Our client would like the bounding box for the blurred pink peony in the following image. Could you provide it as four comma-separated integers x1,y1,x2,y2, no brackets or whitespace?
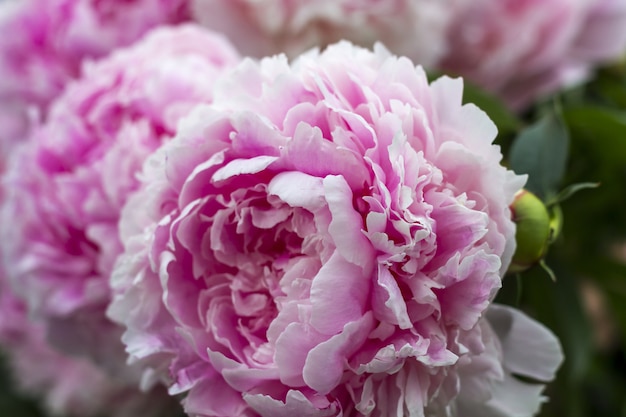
438,0,626,109
0,0,190,157
108,41,561,416
0,24,240,389
0,279,182,417
191,0,453,65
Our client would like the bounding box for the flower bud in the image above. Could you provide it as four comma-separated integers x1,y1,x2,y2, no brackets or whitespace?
508,189,552,273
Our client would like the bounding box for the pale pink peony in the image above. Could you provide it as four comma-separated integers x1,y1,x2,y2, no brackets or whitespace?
108,41,560,416
0,24,240,388
0,0,190,158
0,279,183,417
191,0,453,65
438,0,626,109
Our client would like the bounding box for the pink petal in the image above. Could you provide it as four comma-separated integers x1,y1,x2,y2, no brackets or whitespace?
304,312,375,394
244,390,341,417
323,175,375,272
310,251,370,336
486,304,564,382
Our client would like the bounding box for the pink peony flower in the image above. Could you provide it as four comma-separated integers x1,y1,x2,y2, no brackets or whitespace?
191,0,453,65
0,279,183,417
108,41,560,416
0,24,240,388
0,0,190,158
438,0,626,109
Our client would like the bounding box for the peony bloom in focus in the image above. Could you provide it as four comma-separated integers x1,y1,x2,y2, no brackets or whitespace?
0,0,190,156
438,0,626,109
108,41,562,416
0,24,240,401
191,0,453,65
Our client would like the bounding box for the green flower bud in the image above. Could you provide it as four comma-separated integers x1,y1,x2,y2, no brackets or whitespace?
508,189,552,274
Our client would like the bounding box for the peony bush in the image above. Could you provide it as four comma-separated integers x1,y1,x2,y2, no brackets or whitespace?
0,24,240,411
108,41,562,416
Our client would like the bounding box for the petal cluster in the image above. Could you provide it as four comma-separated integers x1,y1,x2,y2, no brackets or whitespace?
0,24,240,410
107,41,550,417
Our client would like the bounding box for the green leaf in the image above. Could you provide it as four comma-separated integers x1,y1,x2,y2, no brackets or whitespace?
547,182,600,207
509,111,570,200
